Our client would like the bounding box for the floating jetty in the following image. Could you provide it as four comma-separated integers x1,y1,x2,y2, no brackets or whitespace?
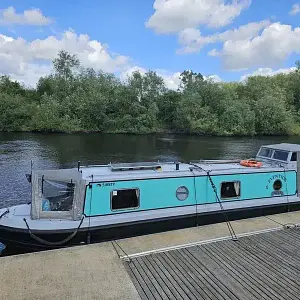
1,211,300,300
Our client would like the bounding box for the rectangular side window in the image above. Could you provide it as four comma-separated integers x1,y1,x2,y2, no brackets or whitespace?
111,189,140,210
291,152,297,162
221,181,240,199
258,148,273,158
273,150,289,161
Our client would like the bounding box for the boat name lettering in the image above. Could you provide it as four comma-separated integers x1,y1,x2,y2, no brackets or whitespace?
266,174,286,190
267,174,286,184
97,182,115,187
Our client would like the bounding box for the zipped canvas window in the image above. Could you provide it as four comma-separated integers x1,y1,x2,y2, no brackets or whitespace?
41,179,75,212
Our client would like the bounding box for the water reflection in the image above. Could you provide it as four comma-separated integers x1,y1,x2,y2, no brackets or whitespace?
0,132,300,208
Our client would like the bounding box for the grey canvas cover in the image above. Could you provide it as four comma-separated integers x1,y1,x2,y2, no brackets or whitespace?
31,168,86,221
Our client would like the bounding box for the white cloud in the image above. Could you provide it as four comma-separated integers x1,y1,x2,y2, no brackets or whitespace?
0,6,52,26
178,28,213,54
240,67,297,81
0,30,184,89
159,71,182,90
178,20,269,54
146,0,251,34
290,4,300,15
205,74,222,82
0,31,130,86
214,23,300,70
10,64,53,87
208,49,219,57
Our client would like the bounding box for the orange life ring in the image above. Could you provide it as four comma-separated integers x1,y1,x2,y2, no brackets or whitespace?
240,160,262,168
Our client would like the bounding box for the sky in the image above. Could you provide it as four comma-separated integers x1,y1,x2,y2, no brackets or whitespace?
0,0,299,89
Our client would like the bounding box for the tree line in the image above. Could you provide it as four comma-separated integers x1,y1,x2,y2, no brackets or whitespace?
1,50,300,136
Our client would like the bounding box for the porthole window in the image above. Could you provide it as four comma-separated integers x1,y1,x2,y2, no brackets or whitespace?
273,180,282,191
176,186,189,201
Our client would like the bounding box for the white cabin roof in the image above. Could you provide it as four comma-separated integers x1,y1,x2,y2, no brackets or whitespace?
35,143,300,183
262,143,300,152
78,160,284,182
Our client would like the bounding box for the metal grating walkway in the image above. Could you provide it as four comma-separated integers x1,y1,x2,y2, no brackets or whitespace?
125,228,300,300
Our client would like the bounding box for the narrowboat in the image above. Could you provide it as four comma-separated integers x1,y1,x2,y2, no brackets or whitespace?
1,143,300,255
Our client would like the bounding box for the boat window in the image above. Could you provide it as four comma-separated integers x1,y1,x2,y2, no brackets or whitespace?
273,150,289,161
111,189,139,210
258,147,273,158
41,180,75,212
291,152,297,161
221,181,240,199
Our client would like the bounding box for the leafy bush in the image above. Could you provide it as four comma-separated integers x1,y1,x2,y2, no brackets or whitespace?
0,51,300,136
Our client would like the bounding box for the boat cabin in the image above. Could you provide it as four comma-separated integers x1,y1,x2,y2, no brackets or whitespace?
256,143,300,167
27,143,300,223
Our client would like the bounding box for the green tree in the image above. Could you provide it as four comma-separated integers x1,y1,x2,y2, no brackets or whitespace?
0,76,26,96
53,50,80,79
1,53,300,136
0,93,33,131
179,70,204,91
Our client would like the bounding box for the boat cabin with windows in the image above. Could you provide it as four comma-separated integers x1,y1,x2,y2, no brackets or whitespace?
1,143,300,255
256,143,300,167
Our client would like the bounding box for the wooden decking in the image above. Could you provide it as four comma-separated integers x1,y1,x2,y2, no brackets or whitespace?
125,227,300,300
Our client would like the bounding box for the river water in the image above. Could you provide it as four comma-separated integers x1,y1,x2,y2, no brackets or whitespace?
0,132,300,209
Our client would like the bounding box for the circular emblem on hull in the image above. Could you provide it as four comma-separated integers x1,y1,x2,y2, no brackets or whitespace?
176,186,189,201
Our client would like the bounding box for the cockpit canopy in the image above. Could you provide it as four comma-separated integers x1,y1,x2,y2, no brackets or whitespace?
30,168,86,221
256,143,300,164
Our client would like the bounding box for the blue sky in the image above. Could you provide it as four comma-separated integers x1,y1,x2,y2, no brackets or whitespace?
0,0,299,87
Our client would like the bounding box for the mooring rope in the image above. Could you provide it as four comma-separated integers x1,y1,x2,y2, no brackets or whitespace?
263,215,298,229
189,163,238,241
111,240,132,262
23,216,84,246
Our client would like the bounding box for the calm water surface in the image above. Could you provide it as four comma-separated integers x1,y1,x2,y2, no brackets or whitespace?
1,132,300,208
